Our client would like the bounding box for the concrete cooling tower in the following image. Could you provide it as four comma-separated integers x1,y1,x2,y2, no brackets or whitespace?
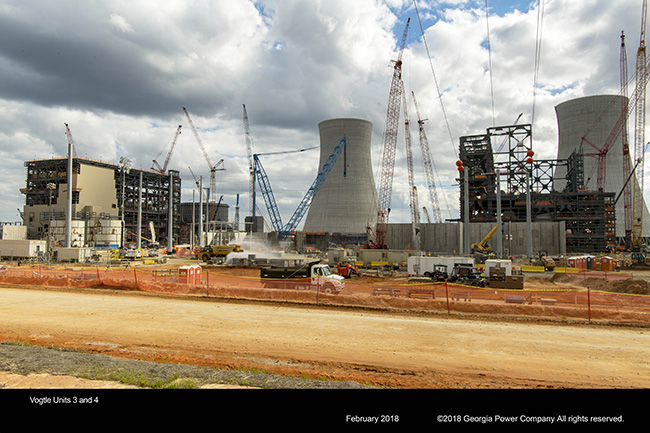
554,94,650,238
303,118,378,234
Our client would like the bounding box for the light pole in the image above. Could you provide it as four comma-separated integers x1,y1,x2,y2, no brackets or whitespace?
119,156,132,249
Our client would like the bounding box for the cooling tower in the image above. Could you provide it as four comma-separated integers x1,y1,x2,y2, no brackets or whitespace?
554,94,650,238
303,118,378,234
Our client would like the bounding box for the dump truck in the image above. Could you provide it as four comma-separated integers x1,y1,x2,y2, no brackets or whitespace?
197,244,242,262
260,260,345,294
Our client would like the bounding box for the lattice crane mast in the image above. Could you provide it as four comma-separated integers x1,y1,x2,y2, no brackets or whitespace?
243,104,255,216
152,125,182,174
632,0,648,248
253,137,347,240
402,82,419,226
64,123,78,158
369,17,410,249
182,107,224,206
620,31,633,245
412,91,443,224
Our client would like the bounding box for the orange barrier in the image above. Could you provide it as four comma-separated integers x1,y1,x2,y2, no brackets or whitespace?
1,265,649,324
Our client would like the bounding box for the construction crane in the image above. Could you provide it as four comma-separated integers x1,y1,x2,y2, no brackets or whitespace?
620,31,633,246
253,137,347,240
182,106,225,210
412,91,443,223
422,206,431,224
402,82,418,227
632,0,648,248
242,104,255,216
368,17,410,249
64,123,78,157
151,125,182,174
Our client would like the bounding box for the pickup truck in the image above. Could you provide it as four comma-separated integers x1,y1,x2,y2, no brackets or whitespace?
260,261,345,294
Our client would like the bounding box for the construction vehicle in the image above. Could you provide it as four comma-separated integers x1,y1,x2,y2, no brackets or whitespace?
260,261,345,294
532,252,556,271
337,262,359,278
197,244,242,262
430,264,449,281
471,226,498,263
447,265,487,287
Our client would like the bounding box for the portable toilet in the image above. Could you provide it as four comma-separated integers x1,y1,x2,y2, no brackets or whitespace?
179,265,201,284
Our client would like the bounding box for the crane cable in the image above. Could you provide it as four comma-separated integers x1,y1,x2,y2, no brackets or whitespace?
412,0,458,160
531,0,546,126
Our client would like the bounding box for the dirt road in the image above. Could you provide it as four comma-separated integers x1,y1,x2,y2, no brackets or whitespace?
1,285,649,390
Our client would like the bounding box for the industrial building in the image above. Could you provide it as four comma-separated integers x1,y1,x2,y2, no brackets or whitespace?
22,157,181,249
457,119,616,254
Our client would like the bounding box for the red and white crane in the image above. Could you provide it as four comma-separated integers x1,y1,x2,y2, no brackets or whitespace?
368,17,410,249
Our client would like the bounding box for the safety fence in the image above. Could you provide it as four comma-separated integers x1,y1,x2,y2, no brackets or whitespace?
1,264,649,325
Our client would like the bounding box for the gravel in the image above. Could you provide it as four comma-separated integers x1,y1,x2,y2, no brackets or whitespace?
0,343,373,389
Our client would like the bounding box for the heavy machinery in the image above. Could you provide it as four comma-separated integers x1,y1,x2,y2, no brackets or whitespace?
532,252,556,271
151,125,182,174
253,137,347,240
471,226,497,263
260,260,345,294
197,244,242,262
447,265,487,287
367,18,410,249
337,262,359,279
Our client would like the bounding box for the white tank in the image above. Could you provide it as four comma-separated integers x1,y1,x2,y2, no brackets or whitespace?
87,219,121,249
303,118,378,234
52,220,85,247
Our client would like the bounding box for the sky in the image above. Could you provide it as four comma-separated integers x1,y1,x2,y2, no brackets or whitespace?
0,0,645,231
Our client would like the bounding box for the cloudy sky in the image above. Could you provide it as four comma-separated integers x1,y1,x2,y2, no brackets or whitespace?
0,0,645,230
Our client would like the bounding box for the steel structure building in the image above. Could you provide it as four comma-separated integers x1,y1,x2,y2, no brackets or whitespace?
303,118,378,236
459,123,616,253
22,157,181,247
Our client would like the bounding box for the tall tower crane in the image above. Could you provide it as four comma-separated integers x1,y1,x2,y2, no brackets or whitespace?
151,125,182,174
182,107,225,222
620,31,633,246
632,0,648,248
369,17,410,249
412,91,443,224
242,104,255,216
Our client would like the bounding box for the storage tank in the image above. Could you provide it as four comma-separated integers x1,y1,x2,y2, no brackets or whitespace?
554,95,650,238
303,118,378,234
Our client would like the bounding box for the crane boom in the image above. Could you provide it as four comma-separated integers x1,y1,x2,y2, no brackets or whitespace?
632,0,648,248
152,125,182,174
371,17,410,249
243,104,255,216
621,31,633,246
412,91,443,223
253,137,347,240
182,107,224,206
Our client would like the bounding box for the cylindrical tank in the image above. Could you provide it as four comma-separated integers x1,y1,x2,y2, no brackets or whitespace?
303,118,378,234
554,94,649,238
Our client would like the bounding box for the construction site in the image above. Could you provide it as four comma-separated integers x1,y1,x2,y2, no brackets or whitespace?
2,2,650,394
